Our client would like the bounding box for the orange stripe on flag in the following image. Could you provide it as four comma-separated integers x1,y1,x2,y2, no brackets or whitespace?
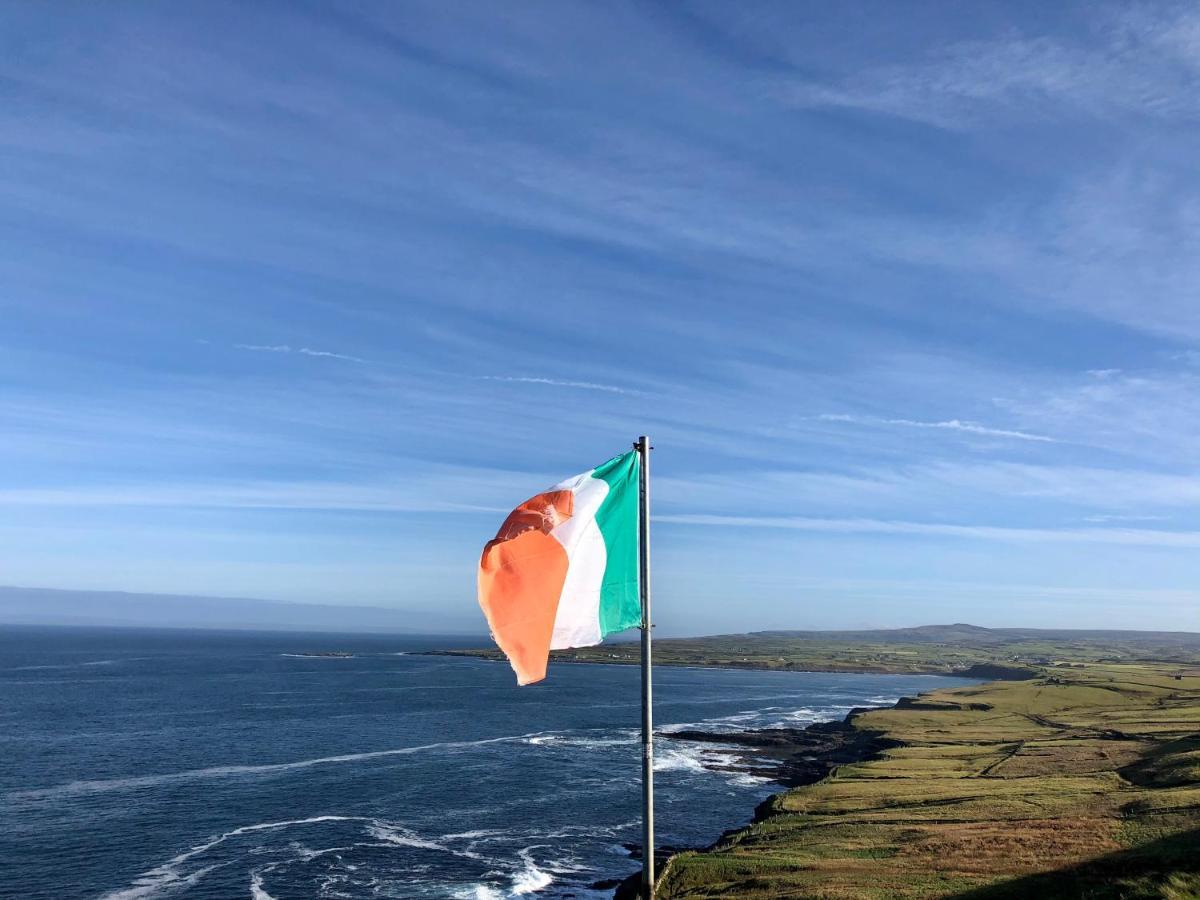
477,490,573,685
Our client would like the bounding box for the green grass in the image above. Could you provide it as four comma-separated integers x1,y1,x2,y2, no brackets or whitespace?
657,664,1200,899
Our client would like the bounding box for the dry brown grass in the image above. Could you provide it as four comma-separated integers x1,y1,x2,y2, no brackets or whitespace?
896,818,1120,874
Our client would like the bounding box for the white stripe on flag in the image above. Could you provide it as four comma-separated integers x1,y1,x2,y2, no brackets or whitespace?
549,473,609,648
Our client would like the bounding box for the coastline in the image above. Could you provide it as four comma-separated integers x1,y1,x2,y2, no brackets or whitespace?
415,649,1032,681
607,698,913,899
628,663,1200,899
420,647,1043,897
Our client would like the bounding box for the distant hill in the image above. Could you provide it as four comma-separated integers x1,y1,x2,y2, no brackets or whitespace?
748,623,1200,648
438,621,1200,676
0,585,482,634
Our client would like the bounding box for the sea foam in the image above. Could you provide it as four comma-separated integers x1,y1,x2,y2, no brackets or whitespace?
9,731,552,802
511,848,553,895
249,871,277,900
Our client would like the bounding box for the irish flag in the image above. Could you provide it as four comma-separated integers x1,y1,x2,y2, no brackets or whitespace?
478,450,642,685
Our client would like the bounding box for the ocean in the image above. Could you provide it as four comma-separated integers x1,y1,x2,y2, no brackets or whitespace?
0,627,976,899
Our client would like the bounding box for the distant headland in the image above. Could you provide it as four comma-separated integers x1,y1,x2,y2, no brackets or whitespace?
427,622,1200,679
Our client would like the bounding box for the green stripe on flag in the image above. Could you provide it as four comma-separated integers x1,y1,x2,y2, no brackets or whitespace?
592,450,642,637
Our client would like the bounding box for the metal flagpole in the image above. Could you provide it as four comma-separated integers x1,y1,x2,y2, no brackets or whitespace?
635,435,655,899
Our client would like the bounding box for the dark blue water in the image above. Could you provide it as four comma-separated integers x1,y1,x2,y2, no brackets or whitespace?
0,627,977,899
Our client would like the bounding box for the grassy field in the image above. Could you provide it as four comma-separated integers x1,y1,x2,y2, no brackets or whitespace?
657,661,1200,899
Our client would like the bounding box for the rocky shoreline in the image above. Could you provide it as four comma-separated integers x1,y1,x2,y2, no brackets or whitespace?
663,714,900,789
605,706,901,899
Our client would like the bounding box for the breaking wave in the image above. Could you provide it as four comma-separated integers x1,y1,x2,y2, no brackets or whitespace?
525,731,636,749
512,848,554,894
249,871,277,900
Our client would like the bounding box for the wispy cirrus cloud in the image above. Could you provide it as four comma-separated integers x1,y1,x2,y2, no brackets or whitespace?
476,375,639,395
233,344,366,363
781,8,1200,130
659,513,1200,549
995,366,1200,461
0,480,512,514
1082,514,1168,524
817,413,1056,443
655,460,1200,522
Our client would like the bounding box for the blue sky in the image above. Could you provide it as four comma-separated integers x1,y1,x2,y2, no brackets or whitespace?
3,1,1200,634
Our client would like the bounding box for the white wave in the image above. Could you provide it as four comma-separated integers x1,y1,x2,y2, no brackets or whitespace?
249,872,277,900
100,864,220,900
728,773,773,787
662,699,862,734
653,746,710,773
511,848,553,895
442,829,505,840
702,750,743,769
654,741,780,788
366,822,449,852
712,711,760,723
664,712,771,733
453,886,504,900
785,708,824,724
370,819,500,864
448,849,554,900
100,816,465,899
538,856,591,875
11,732,552,801
98,816,356,900
288,844,354,862
534,820,638,840
526,731,635,749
